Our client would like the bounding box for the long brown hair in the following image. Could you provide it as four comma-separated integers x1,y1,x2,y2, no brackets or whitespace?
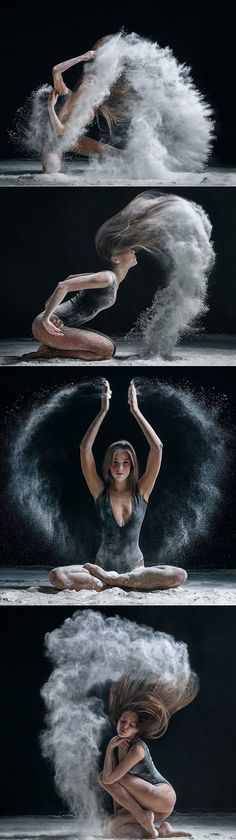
95,192,179,264
109,668,199,739
84,34,133,134
102,441,139,493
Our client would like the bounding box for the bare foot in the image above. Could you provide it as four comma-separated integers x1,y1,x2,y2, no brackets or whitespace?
141,810,158,838
22,345,54,361
84,563,118,585
159,822,192,838
49,569,107,592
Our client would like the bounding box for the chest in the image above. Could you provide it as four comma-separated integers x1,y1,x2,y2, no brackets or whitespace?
109,491,133,527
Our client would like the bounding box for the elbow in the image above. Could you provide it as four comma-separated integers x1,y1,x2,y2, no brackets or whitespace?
153,440,163,452
80,441,91,456
80,439,88,451
58,280,67,292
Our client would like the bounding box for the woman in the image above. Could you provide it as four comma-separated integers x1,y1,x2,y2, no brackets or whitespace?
17,32,213,176
99,670,199,838
26,190,214,361
28,248,137,361
49,381,187,592
42,39,124,173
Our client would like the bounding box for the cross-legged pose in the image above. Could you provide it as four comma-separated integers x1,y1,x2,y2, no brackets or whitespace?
99,670,198,837
49,381,187,592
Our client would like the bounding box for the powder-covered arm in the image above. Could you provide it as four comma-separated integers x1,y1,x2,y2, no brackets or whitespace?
52,50,96,94
42,272,114,335
80,380,112,500
128,382,163,501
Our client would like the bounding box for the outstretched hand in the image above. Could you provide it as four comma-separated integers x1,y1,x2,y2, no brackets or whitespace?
128,381,139,415
101,380,112,413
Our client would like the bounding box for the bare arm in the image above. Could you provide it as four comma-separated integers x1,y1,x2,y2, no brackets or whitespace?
52,50,96,94
48,90,65,135
80,381,112,500
128,382,163,501
102,737,145,785
42,272,113,336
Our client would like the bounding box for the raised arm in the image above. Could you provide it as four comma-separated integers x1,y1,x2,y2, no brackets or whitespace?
41,272,114,336
80,381,111,500
102,736,145,785
128,382,163,501
52,50,96,95
47,90,65,135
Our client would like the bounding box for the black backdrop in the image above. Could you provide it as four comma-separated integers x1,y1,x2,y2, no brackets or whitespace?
0,366,235,570
0,0,235,164
1,606,236,815
1,187,236,337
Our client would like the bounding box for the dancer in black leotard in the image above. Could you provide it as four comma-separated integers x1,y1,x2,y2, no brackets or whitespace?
99,670,198,838
25,250,136,362
23,190,214,363
49,381,187,592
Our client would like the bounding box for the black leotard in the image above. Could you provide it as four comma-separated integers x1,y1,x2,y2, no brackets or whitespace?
128,738,170,786
95,488,147,573
54,274,118,328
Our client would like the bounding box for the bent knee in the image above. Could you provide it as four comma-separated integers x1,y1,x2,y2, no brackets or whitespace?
98,772,107,789
99,339,115,360
42,149,62,174
171,567,187,587
49,567,65,588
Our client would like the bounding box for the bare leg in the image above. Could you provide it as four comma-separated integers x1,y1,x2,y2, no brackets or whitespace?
116,777,176,820
84,564,187,591
104,811,148,838
105,814,191,839
99,775,158,838
22,315,115,362
72,136,122,157
49,565,107,592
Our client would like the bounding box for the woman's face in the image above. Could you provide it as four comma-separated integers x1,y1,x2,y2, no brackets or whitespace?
110,449,132,482
113,250,137,269
117,711,139,739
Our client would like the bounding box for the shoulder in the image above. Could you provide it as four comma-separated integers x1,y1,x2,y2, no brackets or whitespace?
95,271,114,287
130,740,145,760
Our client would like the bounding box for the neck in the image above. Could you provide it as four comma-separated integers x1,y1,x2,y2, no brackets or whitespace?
111,479,130,493
112,264,130,285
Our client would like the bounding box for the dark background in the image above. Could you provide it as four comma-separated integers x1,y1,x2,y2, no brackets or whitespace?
0,366,235,570
1,186,236,337
1,0,235,164
1,605,236,815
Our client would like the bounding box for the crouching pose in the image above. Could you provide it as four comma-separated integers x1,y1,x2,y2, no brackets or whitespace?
99,670,198,837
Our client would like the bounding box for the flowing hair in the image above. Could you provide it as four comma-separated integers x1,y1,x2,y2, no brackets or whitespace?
95,190,215,355
109,667,199,739
102,440,139,493
95,192,179,263
86,35,133,134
